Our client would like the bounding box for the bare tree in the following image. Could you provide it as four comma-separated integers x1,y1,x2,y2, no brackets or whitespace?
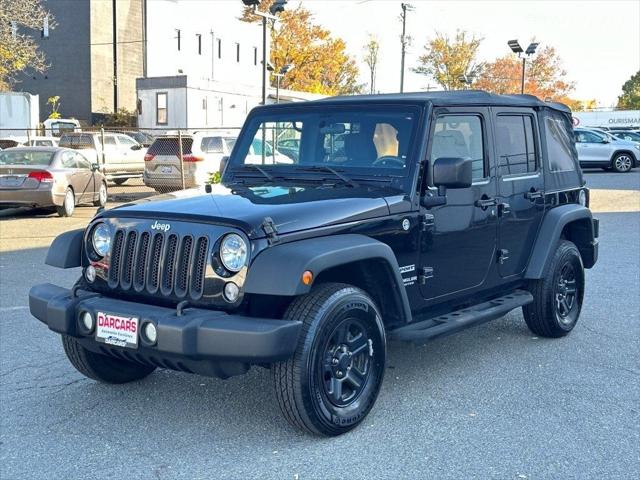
0,0,55,90
363,35,380,94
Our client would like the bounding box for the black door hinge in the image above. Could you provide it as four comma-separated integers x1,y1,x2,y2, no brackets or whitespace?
497,249,510,264
419,266,434,284
261,216,279,245
421,213,435,232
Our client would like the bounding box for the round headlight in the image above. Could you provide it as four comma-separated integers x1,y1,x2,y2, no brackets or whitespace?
220,233,248,272
92,223,111,257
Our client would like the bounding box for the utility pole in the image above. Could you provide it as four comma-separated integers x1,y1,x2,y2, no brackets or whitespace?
112,0,118,111
400,3,414,93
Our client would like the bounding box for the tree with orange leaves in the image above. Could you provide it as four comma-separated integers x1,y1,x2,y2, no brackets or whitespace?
240,1,361,96
475,45,575,103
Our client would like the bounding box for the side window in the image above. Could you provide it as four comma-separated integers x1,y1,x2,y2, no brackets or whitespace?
75,153,91,169
103,136,117,148
202,137,224,154
156,92,168,125
544,114,576,172
117,135,137,147
431,115,485,180
61,151,77,168
495,115,537,176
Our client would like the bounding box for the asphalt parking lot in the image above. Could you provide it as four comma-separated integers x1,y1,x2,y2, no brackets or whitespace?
1,171,639,479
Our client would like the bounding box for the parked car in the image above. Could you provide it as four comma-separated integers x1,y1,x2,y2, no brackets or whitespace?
609,130,640,143
143,132,238,192
30,91,599,436
0,147,107,216
58,132,146,185
574,127,639,172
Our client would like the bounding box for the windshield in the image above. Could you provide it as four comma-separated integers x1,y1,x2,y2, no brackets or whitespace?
0,150,55,166
227,105,421,186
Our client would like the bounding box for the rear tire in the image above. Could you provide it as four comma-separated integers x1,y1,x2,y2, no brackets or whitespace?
523,240,584,338
112,178,128,185
611,153,633,173
93,181,107,207
56,188,75,217
62,336,156,384
272,283,386,436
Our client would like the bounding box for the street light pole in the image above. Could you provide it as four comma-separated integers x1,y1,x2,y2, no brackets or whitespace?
400,3,414,94
521,57,526,95
508,39,539,95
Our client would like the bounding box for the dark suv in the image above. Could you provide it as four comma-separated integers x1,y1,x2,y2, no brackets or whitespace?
29,92,598,436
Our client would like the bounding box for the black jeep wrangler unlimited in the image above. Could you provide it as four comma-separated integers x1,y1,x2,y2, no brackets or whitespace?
29,92,598,436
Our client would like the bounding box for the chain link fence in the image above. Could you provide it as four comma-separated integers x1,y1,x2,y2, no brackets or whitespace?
0,126,242,206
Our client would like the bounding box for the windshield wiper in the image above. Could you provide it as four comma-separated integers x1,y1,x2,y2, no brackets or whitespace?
236,164,275,182
296,165,359,188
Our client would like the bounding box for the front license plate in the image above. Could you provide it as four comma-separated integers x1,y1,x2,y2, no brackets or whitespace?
95,312,139,349
161,166,172,174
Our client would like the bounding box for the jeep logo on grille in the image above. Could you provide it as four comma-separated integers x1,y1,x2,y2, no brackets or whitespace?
151,221,171,232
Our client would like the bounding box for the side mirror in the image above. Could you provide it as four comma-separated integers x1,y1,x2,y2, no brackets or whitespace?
131,144,142,150
91,163,100,171
219,155,229,174
601,138,610,144
433,157,473,189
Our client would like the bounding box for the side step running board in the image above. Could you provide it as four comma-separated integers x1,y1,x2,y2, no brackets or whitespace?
390,289,533,342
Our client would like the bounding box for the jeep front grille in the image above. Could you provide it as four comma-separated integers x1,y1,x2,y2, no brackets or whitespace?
108,229,209,300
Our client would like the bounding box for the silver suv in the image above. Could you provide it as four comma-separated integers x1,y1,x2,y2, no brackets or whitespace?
59,132,147,185
574,127,639,173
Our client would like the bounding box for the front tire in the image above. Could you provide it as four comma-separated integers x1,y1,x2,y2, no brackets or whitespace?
273,283,386,436
611,153,633,173
56,187,75,217
523,240,584,338
62,336,156,383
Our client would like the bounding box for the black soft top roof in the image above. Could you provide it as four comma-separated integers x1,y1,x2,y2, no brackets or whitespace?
287,90,571,114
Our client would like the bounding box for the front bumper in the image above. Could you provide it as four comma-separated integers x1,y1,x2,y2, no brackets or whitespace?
29,283,301,378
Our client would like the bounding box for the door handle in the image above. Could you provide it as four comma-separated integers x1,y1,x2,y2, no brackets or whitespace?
524,189,544,200
475,195,497,210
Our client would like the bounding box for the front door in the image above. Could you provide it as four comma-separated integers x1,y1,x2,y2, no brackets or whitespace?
575,130,611,164
492,108,545,278
419,108,498,301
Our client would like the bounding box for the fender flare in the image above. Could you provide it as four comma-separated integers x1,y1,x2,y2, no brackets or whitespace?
525,204,597,279
45,229,84,268
244,234,412,322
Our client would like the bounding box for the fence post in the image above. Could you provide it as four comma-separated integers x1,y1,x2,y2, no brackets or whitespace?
178,129,185,190
26,128,31,145
100,127,106,168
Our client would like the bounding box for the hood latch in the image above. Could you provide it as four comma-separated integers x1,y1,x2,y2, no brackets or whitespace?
261,217,280,245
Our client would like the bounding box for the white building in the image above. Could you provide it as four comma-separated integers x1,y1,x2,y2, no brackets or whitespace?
137,0,322,131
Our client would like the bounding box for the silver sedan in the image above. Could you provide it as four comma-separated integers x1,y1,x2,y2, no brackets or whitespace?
0,147,107,216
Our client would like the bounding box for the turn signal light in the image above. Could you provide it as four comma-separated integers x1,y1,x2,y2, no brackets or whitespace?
302,270,313,286
28,170,54,183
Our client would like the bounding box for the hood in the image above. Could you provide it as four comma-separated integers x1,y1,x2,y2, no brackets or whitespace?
101,183,396,238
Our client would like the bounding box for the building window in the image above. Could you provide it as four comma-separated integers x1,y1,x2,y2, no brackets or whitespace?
217,38,222,59
156,92,168,125
196,34,202,55
253,47,258,66
236,42,240,63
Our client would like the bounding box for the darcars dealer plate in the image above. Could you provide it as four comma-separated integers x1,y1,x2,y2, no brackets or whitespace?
96,312,139,349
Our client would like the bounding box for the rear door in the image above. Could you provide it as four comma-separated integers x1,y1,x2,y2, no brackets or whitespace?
492,108,545,278
73,152,95,201
116,134,145,174
418,107,498,301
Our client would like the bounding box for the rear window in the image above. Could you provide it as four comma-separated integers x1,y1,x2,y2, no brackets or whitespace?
201,136,224,153
0,151,54,166
59,134,95,149
147,137,193,155
544,113,576,172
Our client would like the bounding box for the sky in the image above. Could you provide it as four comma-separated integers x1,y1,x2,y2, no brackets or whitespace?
301,0,640,107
